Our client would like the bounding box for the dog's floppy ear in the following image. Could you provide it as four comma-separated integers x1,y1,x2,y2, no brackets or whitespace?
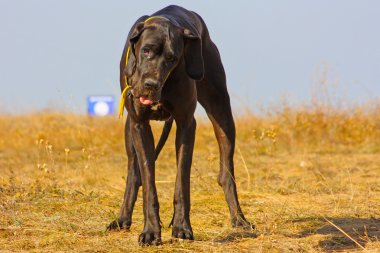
125,21,146,77
123,16,148,76
183,28,204,80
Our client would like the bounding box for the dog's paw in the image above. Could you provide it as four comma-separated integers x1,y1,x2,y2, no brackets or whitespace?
138,231,162,246
172,227,194,240
232,216,255,230
106,216,132,231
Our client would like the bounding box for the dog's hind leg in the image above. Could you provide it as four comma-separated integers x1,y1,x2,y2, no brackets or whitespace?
197,48,254,229
107,115,141,231
198,87,254,229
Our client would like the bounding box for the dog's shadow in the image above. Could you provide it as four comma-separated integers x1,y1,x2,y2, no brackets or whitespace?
289,217,380,252
212,231,257,243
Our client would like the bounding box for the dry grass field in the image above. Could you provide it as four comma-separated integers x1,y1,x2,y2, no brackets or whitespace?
1,103,380,252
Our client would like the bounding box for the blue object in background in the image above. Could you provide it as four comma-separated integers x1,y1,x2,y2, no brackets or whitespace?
87,96,115,116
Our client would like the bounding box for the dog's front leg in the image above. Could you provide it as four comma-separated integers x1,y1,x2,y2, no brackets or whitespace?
107,115,141,231
131,120,161,246
171,117,196,240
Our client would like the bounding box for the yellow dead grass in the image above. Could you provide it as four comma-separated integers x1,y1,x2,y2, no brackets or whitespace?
0,105,379,252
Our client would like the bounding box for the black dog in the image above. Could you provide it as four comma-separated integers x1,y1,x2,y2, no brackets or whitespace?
108,5,253,245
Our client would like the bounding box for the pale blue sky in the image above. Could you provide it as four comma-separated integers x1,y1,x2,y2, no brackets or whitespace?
0,1,379,114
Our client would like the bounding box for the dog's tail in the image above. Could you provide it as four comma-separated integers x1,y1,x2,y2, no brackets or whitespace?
155,117,174,160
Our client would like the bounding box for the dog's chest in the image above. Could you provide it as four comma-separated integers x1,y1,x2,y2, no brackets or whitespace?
149,102,172,121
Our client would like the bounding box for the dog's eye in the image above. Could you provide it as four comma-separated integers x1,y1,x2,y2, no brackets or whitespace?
142,48,150,58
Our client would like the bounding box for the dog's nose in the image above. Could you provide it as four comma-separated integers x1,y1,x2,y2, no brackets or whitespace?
144,80,160,90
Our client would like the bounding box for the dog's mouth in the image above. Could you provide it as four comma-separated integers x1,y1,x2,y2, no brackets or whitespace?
130,86,161,106
139,95,154,105
133,92,160,106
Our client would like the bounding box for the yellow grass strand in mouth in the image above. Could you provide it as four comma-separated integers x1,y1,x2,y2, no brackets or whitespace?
118,81,131,118
118,47,132,118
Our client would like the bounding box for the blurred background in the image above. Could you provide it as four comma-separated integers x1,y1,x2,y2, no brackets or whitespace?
0,0,379,115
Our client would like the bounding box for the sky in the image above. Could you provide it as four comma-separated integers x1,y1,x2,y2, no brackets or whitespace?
0,1,379,115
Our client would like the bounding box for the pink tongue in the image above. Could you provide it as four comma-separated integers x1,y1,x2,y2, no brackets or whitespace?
139,96,153,105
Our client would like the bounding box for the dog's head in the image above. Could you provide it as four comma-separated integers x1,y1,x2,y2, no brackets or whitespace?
124,17,204,105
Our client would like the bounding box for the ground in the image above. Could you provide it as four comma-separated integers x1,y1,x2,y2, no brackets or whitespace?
0,107,379,252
